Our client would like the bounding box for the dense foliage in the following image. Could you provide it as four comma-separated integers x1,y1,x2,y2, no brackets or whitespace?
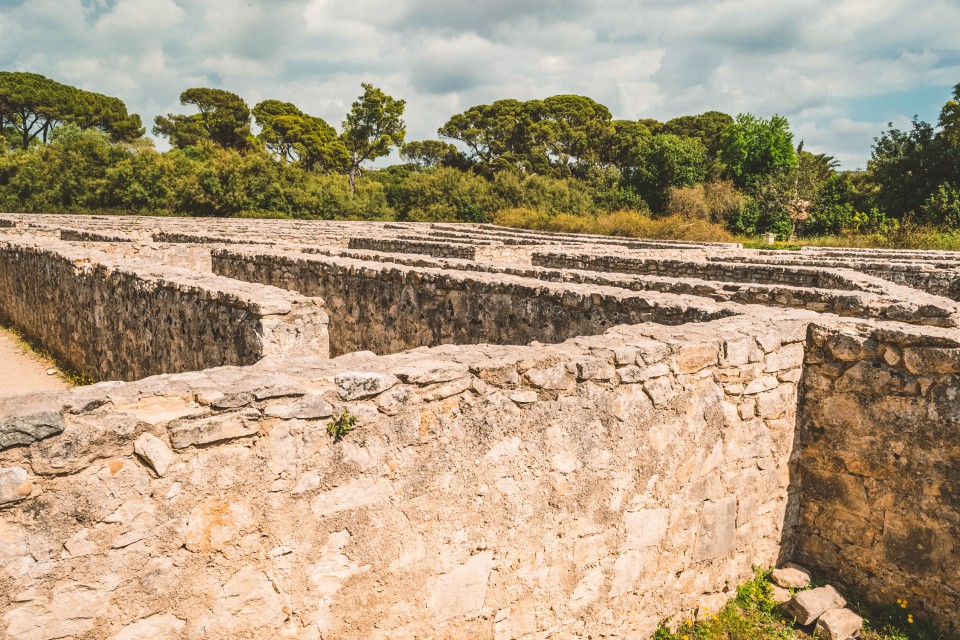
2,71,960,243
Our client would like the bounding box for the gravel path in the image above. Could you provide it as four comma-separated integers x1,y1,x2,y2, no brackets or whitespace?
0,326,69,396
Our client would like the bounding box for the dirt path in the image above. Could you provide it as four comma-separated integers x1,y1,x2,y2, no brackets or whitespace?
0,326,70,396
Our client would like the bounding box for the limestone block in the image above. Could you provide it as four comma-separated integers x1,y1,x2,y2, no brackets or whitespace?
744,375,778,395
214,566,285,631
612,385,653,422
133,433,174,477
493,598,537,640
510,390,538,404
0,397,65,450
771,584,792,604
169,409,260,449
311,477,393,517
643,376,679,407
723,338,754,366
211,392,254,409
395,360,470,384
264,394,334,420
827,332,866,361
694,496,737,561
525,363,574,390
421,376,473,401
428,551,495,623
139,557,179,594
816,607,864,640
618,363,670,384
619,339,666,366
624,508,669,549
30,412,138,475
575,356,616,381
376,385,410,416
335,371,399,400
184,500,253,552
755,385,793,418
785,585,847,625
111,613,186,640
903,346,960,374
672,343,719,374
252,382,306,400
772,563,811,589
764,343,805,372
2,579,120,640
0,466,32,504
568,566,606,611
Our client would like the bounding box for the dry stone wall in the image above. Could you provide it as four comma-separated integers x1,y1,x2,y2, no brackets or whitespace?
0,315,807,639
0,240,329,381
212,248,735,356
1,214,960,637
795,322,960,631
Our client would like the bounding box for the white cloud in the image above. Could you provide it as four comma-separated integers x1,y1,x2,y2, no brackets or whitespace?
0,0,957,168
95,0,184,31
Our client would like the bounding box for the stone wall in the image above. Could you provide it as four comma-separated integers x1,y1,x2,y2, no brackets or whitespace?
212,248,735,357
533,252,868,291
795,323,960,632
0,314,807,639
0,240,329,381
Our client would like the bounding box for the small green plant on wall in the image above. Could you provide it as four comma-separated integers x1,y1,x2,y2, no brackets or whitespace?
327,410,357,442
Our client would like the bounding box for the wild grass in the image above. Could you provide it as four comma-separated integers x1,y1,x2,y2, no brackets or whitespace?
493,207,736,242
652,569,948,640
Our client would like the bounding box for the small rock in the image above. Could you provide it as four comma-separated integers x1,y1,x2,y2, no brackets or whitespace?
335,372,398,400
771,584,792,605
785,585,847,626
134,433,175,477
509,390,538,404
0,466,32,504
211,392,254,409
46,368,58,376
816,607,864,640
772,563,811,589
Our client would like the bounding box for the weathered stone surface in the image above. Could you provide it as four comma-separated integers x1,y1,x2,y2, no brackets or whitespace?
0,466,31,504
263,394,334,420
183,500,253,552
111,613,186,640
168,409,260,449
694,496,737,561
3,579,119,640
785,585,847,626
133,433,174,476
0,394,64,450
3,216,960,637
395,360,470,384
772,563,811,589
816,607,864,640
214,566,285,631
428,551,495,622
335,372,399,400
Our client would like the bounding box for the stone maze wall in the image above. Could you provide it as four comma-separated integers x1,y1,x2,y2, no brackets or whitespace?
0,239,329,381
796,322,960,626
212,248,734,357
0,213,958,638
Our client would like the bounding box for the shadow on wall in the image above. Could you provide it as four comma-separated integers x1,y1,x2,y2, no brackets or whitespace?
790,323,960,635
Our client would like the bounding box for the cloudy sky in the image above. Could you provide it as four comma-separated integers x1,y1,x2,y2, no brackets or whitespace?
2,0,959,169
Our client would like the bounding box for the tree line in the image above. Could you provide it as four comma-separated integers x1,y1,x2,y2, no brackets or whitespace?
1,70,959,240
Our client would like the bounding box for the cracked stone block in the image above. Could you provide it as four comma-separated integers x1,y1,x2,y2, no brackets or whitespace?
785,585,847,626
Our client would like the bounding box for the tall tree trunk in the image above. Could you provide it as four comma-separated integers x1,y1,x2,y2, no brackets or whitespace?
348,163,357,195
